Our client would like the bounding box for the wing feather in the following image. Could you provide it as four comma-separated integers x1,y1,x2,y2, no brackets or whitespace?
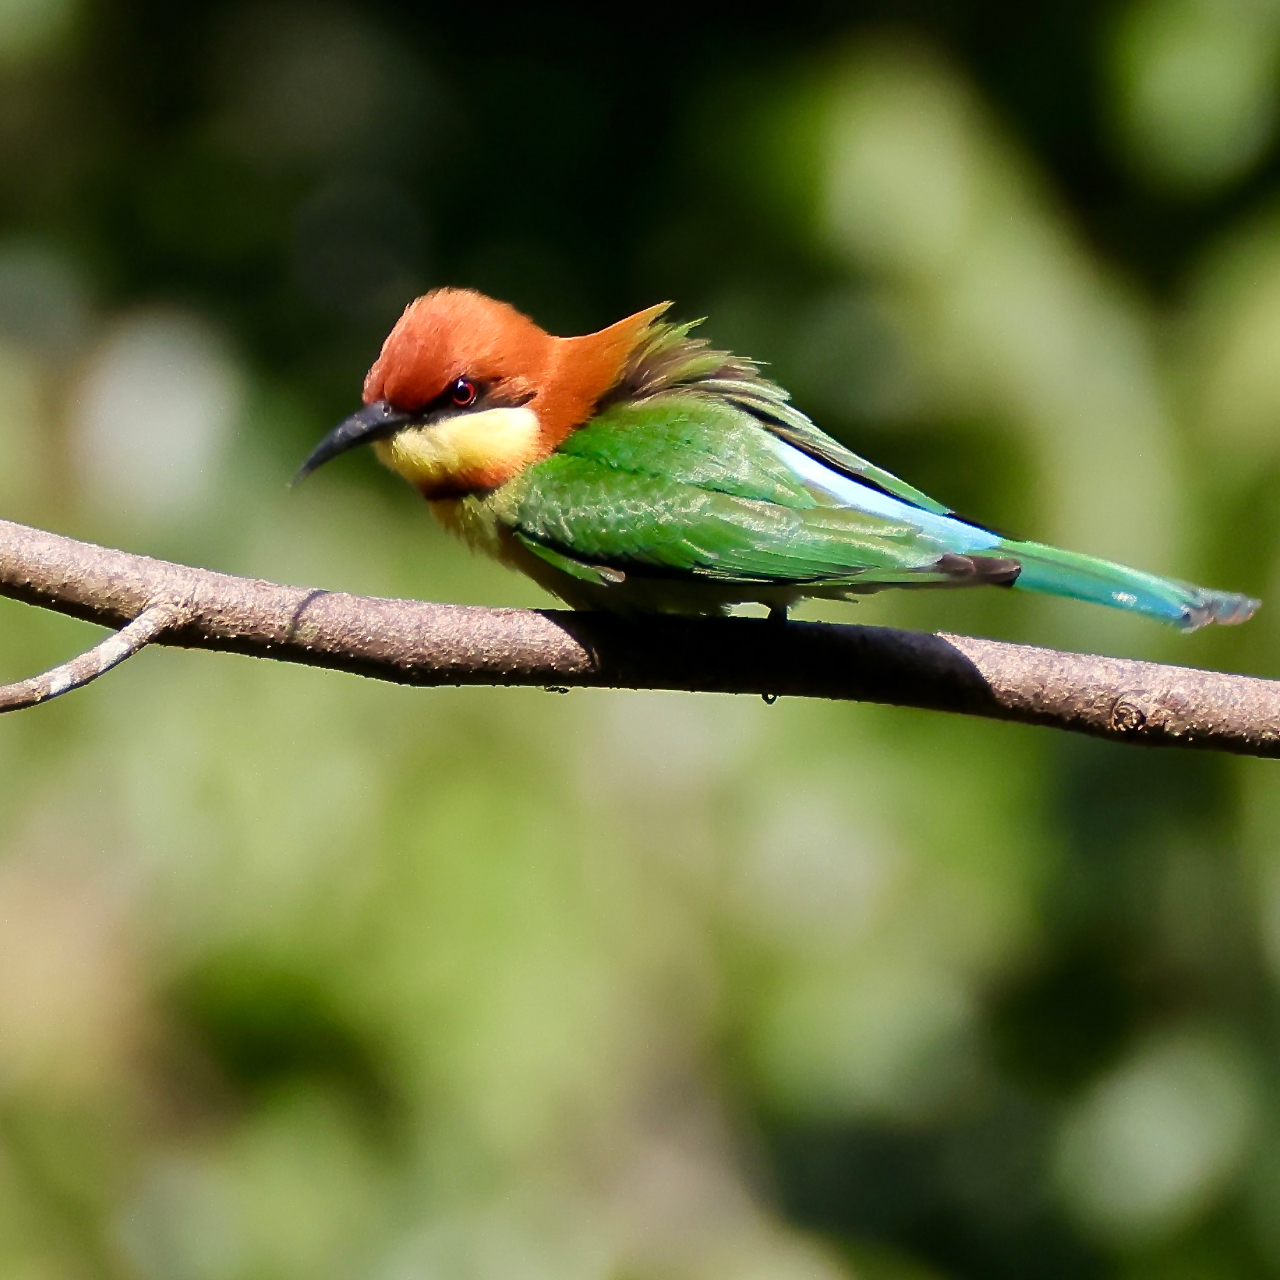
508,395,1006,589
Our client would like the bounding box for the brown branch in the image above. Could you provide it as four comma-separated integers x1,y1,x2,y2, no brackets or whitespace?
0,515,1276,756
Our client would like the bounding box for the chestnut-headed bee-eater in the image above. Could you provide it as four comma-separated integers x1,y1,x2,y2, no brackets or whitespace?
296,289,1258,628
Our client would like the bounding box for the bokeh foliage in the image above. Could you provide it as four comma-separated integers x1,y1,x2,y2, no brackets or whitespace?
1,2,1280,1277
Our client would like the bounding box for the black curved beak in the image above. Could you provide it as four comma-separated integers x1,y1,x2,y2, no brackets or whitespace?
292,400,415,485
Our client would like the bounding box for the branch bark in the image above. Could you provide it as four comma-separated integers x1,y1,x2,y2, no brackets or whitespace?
0,516,1276,756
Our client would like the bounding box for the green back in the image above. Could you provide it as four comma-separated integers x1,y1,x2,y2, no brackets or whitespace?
601,316,951,516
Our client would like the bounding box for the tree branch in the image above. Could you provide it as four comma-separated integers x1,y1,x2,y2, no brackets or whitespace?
0,516,1275,756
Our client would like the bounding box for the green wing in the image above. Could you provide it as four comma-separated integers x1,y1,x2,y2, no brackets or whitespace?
609,315,951,516
505,395,971,586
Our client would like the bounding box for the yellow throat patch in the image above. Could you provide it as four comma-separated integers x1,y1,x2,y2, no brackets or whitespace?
372,405,541,495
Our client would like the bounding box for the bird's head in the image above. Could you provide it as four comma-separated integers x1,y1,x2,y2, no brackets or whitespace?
295,288,668,498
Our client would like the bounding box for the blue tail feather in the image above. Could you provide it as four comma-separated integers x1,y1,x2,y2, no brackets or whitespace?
998,538,1259,631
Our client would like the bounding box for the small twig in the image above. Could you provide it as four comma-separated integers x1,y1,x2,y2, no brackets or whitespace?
0,515,1275,755
0,601,185,713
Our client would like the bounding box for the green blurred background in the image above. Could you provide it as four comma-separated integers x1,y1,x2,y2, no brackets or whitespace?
1,1,1279,1276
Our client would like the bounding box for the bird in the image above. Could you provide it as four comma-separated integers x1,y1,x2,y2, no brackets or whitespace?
295,288,1259,630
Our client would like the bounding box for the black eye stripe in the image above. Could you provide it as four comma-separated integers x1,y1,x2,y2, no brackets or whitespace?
412,380,533,422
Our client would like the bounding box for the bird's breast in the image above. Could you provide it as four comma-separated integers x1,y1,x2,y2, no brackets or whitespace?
427,489,528,572
372,405,542,498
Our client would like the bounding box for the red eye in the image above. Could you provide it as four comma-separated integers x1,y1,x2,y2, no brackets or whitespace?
451,378,477,408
